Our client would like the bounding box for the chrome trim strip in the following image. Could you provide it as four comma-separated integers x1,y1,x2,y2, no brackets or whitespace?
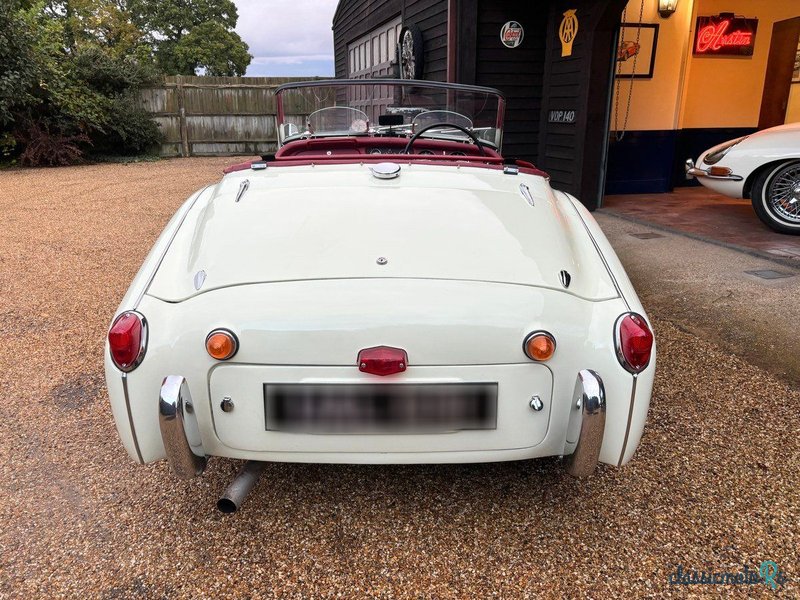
566,369,606,477
133,185,211,310
158,376,207,479
617,375,638,467
558,190,630,311
121,374,144,464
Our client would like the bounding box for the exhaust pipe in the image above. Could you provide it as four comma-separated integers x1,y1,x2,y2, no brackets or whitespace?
217,461,267,513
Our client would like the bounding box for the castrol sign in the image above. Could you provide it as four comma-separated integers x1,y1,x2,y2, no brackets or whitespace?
500,21,524,49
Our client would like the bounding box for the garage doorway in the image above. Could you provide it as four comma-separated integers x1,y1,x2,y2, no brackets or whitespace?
758,16,800,129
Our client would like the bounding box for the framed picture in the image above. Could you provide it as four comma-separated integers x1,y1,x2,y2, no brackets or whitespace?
616,23,659,79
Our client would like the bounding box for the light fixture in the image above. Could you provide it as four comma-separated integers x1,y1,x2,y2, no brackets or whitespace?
658,0,678,18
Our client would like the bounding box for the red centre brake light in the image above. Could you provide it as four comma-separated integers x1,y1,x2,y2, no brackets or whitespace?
358,346,408,376
615,313,654,373
108,311,147,372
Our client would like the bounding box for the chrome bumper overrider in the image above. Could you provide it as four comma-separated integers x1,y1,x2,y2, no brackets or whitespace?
685,158,743,181
565,370,606,478
159,376,207,479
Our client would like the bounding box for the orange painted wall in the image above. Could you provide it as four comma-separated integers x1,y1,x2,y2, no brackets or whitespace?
787,84,800,123
611,0,695,131
680,0,800,128
613,0,800,131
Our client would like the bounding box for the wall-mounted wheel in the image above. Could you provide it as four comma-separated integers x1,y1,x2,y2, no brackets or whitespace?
751,160,800,235
399,24,423,80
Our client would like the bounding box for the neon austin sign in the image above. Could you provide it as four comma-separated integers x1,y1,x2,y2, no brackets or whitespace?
694,15,758,56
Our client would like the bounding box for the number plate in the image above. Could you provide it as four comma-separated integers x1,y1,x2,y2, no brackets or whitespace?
264,383,497,433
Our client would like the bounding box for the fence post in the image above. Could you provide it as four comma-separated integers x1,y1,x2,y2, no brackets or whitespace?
177,75,190,157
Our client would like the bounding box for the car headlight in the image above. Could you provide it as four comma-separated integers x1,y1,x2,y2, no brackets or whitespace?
702,136,748,165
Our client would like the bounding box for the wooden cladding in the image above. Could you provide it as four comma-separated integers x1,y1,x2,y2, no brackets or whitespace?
330,0,628,209
333,0,448,81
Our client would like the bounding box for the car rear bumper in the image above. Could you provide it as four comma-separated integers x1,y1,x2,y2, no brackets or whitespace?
157,369,608,476
158,376,207,479
110,287,653,469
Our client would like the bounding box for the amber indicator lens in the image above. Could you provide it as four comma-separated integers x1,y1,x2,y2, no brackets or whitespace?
524,332,556,361
708,166,732,176
206,329,238,360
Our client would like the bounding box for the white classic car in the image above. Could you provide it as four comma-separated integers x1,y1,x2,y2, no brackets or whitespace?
686,122,800,234
105,80,655,512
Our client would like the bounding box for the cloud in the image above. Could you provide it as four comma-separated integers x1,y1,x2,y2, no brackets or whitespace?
251,55,333,65
233,0,337,76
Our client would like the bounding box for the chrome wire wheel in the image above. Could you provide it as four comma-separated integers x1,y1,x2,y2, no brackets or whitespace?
401,31,415,79
398,25,422,80
765,162,800,224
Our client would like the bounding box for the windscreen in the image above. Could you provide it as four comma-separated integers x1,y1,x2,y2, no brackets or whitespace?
276,80,504,148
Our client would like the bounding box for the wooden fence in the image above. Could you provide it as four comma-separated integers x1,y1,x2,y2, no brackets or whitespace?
139,76,327,157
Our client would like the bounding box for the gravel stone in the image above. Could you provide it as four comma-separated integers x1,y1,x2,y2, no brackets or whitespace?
0,159,796,598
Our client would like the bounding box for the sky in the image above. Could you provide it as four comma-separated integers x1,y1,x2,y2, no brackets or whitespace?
233,0,338,77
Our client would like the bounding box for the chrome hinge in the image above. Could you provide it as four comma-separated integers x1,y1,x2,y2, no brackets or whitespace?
235,179,250,202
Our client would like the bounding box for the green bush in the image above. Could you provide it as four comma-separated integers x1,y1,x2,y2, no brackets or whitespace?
91,93,162,155
2,0,251,166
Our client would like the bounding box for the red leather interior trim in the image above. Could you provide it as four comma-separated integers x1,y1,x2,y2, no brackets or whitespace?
222,138,549,179
222,162,252,174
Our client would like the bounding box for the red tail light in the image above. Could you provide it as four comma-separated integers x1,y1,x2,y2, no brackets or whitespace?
615,313,653,373
108,311,147,372
358,346,408,376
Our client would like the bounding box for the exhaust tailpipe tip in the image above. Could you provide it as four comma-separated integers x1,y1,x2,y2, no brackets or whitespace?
217,460,267,514
216,497,238,514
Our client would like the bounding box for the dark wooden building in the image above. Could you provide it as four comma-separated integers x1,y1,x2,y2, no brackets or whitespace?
333,0,627,209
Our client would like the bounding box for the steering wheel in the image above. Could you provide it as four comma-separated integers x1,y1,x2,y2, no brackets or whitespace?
403,122,487,156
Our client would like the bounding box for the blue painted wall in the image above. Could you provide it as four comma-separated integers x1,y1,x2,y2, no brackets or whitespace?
605,127,757,194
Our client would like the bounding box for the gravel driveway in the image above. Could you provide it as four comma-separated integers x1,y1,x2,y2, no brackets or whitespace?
0,159,797,598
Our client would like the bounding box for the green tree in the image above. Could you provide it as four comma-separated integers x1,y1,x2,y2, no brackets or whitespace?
2,0,161,164
172,20,252,76
0,0,39,127
131,0,251,75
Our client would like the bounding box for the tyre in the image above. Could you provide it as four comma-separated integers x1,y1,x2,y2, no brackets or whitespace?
750,160,800,235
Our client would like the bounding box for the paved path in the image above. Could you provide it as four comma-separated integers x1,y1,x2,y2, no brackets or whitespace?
603,187,800,263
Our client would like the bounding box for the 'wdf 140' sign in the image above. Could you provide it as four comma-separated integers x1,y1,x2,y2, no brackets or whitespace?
548,109,576,124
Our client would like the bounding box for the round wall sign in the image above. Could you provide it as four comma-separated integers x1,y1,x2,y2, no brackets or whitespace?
500,21,524,48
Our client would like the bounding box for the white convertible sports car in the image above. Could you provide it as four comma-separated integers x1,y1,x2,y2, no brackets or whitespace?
686,122,800,234
105,80,655,512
